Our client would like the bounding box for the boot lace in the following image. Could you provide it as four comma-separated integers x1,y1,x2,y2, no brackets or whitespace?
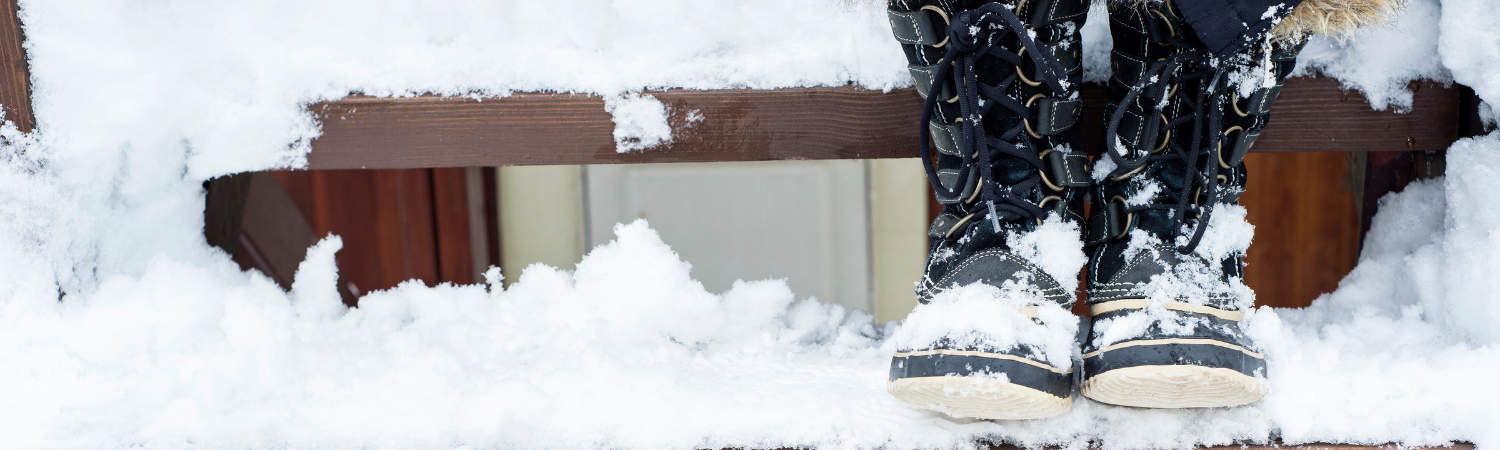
1101,41,1238,253
919,2,1071,231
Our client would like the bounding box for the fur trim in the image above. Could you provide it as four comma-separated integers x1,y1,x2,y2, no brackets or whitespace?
1272,0,1404,40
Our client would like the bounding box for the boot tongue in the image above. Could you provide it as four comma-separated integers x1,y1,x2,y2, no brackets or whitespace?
993,157,1035,186
950,2,1043,197
1155,159,1189,192
976,50,1034,186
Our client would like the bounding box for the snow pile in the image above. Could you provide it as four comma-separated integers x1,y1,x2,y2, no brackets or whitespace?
1306,135,1500,344
20,0,908,178
1252,134,1500,445
1438,0,1500,125
1,221,899,449
9,189,1500,448
2,0,1500,448
1293,0,1449,111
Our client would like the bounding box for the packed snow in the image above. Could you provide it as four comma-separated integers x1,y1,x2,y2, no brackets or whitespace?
2,0,1500,449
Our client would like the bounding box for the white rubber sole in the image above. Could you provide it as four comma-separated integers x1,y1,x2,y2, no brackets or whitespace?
1080,365,1268,408
887,376,1072,420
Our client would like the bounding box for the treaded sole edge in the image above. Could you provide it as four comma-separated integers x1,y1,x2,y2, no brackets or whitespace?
1080,365,1268,408
888,376,1073,420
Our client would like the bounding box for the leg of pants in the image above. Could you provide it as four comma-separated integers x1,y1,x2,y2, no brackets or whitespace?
1175,0,1306,57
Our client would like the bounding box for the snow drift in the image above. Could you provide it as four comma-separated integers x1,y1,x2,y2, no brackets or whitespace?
2,0,1500,448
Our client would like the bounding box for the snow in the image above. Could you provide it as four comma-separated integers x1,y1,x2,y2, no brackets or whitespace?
1292,0,1449,111
0,0,1499,448
893,283,1079,369
1081,1,1113,83
604,94,674,152
1438,0,1500,126
1006,216,1088,294
1254,136,1500,444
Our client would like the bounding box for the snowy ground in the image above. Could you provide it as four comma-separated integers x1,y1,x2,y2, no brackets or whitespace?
2,0,1500,449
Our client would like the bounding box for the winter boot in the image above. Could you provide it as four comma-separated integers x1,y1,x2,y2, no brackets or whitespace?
883,0,1091,420
1079,0,1306,408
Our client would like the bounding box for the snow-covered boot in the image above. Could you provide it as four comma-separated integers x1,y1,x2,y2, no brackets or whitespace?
883,0,1091,420
1079,0,1307,408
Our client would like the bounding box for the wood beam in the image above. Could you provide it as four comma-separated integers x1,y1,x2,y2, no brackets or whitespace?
307,77,1458,170
0,0,32,132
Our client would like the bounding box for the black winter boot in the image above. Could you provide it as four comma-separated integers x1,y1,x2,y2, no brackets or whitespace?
1080,0,1304,408
883,0,1091,420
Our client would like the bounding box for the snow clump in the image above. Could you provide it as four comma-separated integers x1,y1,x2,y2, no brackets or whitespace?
605,93,673,152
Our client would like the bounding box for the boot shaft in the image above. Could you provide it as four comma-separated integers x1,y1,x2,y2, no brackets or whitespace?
1086,0,1306,310
886,0,1094,305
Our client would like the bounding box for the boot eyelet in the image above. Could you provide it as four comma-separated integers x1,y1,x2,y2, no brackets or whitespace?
919,5,952,48
1035,195,1064,226
945,62,962,103
944,212,977,239
1231,91,1251,117
1036,148,1065,191
1108,163,1148,182
1152,114,1173,154
1014,47,1045,87
1108,196,1136,240
1022,93,1048,139
1148,9,1176,44
1218,126,1245,169
965,176,984,204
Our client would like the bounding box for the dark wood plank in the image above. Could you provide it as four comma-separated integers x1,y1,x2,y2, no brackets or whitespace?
373,169,440,288
464,166,497,278
203,173,253,256
432,167,475,285
308,87,920,169
307,77,1457,169
238,172,318,289
1241,152,1361,308
1076,77,1457,155
481,167,501,273
0,0,31,132
274,169,438,300
1258,78,1458,153
286,170,383,299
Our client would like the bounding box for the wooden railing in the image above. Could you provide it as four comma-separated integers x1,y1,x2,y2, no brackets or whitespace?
305,77,1458,170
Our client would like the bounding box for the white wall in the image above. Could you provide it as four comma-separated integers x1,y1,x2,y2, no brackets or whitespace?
497,165,586,287
584,160,872,313
495,159,928,322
